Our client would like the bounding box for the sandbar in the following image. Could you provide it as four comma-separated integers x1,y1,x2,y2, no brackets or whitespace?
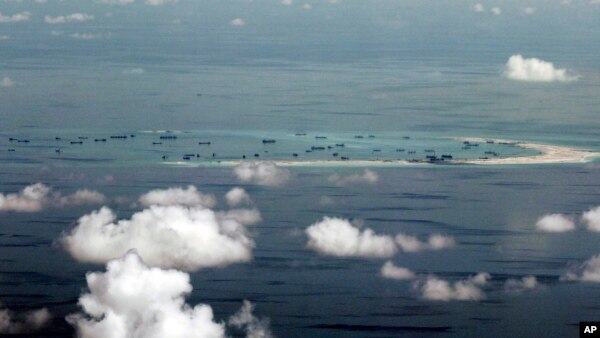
165,137,599,167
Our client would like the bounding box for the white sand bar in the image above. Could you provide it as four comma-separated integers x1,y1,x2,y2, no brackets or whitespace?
166,138,599,167
454,137,599,165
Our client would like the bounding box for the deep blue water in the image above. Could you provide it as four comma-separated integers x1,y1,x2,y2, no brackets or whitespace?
2,163,600,337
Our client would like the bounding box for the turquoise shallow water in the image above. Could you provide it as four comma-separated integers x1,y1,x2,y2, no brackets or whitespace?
0,128,555,168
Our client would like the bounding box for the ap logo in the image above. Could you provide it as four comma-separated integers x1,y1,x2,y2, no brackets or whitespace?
580,322,600,337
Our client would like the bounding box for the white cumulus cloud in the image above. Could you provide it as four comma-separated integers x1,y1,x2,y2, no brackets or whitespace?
70,32,110,40
491,7,501,15
0,183,50,212
44,13,94,24
54,189,107,207
305,217,397,258
122,67,145,74
380,261,416,280
0,11,31,23
562,254,600,282
228,300,275,338
61,203,256,271
504,276,539,293
472,3,485,12
504,55,578,82
414,273,490,301
231,18,245,26
0,306,50,334
138,185,216,208
234,162,291,186
327,169,378,186
145,0,178,6
67,252,275,338
0,183,105,212
395,233,456,252
535,213,576,232
225,187,252,207
305,217,455,258
66,252,226,338
582,206,600,232
100,0,135,5
218,208,262,227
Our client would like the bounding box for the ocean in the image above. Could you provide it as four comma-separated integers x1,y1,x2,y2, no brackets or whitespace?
1,1,600,337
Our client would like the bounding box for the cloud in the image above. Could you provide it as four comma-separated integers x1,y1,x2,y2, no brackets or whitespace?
428,234,457,250
504,276,539,293
562,254,600,282
414,273,490,301
61,203,256,271
0,183,105,212
504,54,578,82
230,18,245,26
234,162,291,187
327,169,378,186
380,261,416,280
305,217,455,258
394,233,456,252
302,3,312,10
218,208,262,226
522,7,536,15
0,11,31,23
70,32,110,40
491,7,501,15
66,252,226,338
54,189,107,207
228,300,274,338
0,306,51,334
582,206,600,232
0,184,50,212
100,0,134,4
535,213,576,232
225,187,252,207
67,253,275,338
0,35,8,40
138,185,216,208
472,3,485,12
281,0,292,5
305,217,397,258
1,76,13,87
122,67,145,74
44,13,94,24
145,0,178,5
